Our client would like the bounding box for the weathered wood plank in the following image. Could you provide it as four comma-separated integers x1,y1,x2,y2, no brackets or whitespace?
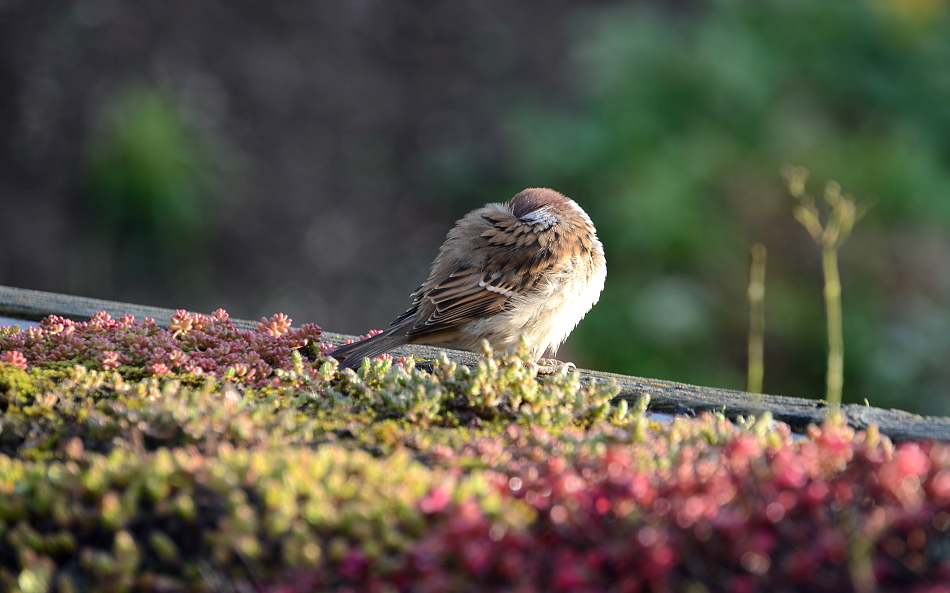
3,284,949,441
0,285,257,331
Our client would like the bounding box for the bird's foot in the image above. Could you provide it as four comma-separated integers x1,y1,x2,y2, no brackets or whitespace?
535,358,576,375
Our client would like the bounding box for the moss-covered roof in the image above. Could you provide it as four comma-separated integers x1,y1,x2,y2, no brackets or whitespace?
0,306,949,592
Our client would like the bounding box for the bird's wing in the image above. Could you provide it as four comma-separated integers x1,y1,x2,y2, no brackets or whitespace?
402,211,562,338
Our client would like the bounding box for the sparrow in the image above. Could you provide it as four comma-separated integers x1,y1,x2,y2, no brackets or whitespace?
331,187,606,371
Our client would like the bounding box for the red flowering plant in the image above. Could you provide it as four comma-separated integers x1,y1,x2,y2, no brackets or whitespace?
0,310,327,386
0,311,949,592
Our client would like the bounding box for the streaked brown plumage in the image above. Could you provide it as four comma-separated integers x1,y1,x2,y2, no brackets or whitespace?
331,188,606,369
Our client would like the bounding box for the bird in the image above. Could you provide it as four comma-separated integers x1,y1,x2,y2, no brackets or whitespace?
331,187,606,371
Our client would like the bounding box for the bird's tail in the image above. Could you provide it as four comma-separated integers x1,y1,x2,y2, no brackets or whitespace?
330,326,409,370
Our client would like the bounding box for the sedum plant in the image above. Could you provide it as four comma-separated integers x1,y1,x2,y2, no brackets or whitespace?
0,311,948,592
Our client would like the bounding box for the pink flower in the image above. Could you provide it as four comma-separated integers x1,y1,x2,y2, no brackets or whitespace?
147,363,171,376
99,350,121,370
167,310,194,336
0,349,28,369
419,485,451,514
894,443,930,478
258,313,292,337
931,470,950,503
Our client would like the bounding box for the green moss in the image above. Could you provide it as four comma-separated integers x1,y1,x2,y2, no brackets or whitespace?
1,338,830,591
0,364,67,408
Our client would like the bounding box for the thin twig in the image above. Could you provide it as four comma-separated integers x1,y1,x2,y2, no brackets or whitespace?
747,243,767,395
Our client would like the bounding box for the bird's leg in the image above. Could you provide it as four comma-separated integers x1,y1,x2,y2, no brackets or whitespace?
535,358,576,375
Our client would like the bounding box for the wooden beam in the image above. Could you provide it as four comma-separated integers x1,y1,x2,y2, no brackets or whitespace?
2,284,948,441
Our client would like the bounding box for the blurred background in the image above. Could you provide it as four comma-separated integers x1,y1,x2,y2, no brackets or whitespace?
2,0,950,414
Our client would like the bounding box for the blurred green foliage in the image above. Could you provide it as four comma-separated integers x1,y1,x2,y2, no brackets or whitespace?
500,0,950,413
60,0,950,415
82,84,220,287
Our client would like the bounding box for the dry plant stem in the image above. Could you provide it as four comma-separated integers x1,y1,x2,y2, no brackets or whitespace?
784,167,862,423
823,244,844,422
747,243,767,395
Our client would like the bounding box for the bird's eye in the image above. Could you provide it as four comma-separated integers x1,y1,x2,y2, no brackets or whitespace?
520,208,558,227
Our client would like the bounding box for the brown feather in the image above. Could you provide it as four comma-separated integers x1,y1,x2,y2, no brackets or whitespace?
333,187,606,367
